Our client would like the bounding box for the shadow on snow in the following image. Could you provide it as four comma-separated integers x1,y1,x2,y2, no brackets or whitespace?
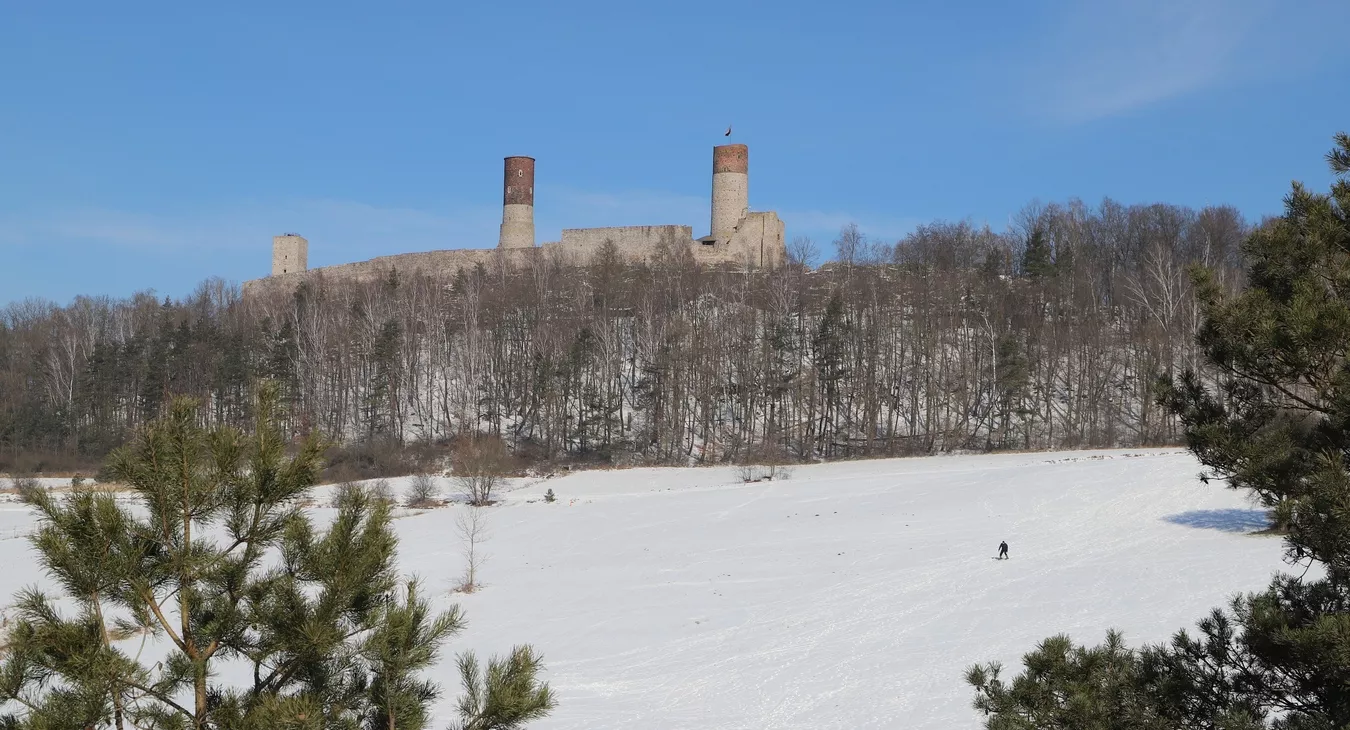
1162,508,1272,534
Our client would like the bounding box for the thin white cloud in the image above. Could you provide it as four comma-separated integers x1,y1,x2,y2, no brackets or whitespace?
0,199,503,267
536,186,709,240
1021,0,1344,124
538,187,923,246
777,208,922,245
286,200,501,260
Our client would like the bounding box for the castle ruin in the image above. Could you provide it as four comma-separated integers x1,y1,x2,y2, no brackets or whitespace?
243,143,785,295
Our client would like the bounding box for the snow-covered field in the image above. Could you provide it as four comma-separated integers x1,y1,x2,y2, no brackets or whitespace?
0,449,1291,728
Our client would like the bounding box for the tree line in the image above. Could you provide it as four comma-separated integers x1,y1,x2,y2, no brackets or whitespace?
0,196,1253,475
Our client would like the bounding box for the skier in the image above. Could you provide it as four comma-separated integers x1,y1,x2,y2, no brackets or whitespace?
997,541,1009,560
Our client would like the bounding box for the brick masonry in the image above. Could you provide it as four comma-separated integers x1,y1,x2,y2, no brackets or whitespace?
245,145,784,297
712,144,748,173
503,156,534,206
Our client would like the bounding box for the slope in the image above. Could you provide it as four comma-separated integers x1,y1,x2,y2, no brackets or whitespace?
0,449,1292,728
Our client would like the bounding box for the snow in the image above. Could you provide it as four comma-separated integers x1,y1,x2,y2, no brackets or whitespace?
0,449,1293,729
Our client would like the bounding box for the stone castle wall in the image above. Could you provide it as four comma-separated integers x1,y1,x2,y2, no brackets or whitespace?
550,225,694,260
732,212,786,268
242,215,784,298
245,248,514,297
242,144,786,298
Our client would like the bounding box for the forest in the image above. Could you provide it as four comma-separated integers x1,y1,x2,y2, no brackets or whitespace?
0,196,1252,476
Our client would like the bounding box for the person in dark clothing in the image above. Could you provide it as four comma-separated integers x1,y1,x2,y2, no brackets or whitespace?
997,541,1009,560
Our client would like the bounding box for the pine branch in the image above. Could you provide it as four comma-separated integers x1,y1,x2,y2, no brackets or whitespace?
136,587,187,654
1328,132,1350,176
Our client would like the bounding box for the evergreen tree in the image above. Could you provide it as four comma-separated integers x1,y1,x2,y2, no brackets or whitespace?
1020,228,1055,278
965,631,1175,730
264,318,301,422
366,319,403,439
992,333,1030,449
968,133,1350,727
812,292,850,456
0,382,555,730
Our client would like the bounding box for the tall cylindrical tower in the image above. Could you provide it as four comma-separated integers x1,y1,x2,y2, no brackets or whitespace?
498,156,535,249
711,144,748,242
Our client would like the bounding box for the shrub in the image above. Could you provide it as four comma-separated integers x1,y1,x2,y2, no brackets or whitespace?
736,463,793,483
367,478,395,507
406,472,441,508
321,438,414,483
320,438,451,484
452,435,511,506
737,443,795,483
4,476,41,494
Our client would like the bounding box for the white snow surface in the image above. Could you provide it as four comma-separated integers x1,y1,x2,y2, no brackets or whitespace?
0,449,1293,728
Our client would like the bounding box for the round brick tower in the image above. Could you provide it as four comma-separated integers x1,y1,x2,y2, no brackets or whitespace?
498,156,535,249
711,144,748,243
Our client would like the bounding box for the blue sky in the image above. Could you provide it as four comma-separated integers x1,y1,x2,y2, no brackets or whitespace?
2,0,1348,305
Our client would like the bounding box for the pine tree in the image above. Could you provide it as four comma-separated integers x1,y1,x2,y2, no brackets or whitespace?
965,631,1175,730
968,133,1350,727
0,382,555,730
992,333,1030,449
447,647,556,730
812,292,850,457
1020,228,1055,278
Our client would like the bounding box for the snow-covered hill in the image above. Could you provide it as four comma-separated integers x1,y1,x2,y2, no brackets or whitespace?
0,449,1292,728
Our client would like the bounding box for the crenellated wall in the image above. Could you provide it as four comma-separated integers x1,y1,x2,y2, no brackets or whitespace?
245,143,787,297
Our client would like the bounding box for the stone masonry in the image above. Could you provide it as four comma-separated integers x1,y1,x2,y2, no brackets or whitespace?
244,144,785,297
270,234,308,276
498,156,535,250
710,143,749,244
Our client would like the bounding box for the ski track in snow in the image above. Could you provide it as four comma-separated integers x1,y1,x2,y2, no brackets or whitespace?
0,448,1294,728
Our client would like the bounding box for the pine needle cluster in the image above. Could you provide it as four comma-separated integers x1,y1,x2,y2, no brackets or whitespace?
0,382,555,730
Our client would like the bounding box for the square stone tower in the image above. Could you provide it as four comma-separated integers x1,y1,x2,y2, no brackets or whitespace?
272,234,308,276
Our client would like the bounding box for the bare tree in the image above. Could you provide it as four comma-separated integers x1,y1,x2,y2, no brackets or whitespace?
834,223,865,266
452,435,510,506
0,193,1255,472
788,235,820,268
455,506,489,594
